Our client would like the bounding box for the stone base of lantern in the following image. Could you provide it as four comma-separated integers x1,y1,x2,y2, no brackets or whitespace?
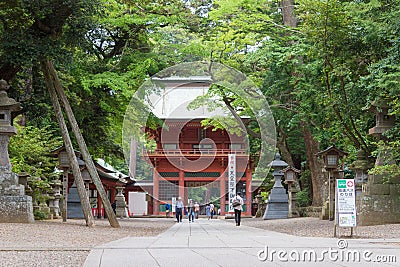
115,186,128,218
0,170,34,223
0,195,34,223
263,187,288,220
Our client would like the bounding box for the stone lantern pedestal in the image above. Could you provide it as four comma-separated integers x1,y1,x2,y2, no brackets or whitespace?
255,194,266,218
115,186,128,218
0,80,34,223
49,179,62,219
263,153,289,220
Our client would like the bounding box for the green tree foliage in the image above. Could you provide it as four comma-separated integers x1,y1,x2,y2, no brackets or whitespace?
1,0,201,163
9,123,62,177
67,0,206,159
198,0,400,205
9,123,62,204
359,0,400,178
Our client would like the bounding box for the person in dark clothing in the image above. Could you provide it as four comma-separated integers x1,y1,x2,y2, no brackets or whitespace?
165,202,171,218
175,197,184,222
187,199,195,222
232,193,244,226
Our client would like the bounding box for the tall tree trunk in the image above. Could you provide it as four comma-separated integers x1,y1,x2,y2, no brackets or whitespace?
44,59,120,228
281,0,297,27
40,60,95,227
300,120,326,206
276,125,294,166
280,0,327,206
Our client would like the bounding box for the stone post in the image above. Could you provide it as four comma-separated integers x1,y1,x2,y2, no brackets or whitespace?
290,186,299,217
49,179,62,219
115,186,128,218
255,194,265,218
0,80,34,223
287,183,293,218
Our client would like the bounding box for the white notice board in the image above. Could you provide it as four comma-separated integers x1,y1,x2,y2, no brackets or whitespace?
336,179,357,227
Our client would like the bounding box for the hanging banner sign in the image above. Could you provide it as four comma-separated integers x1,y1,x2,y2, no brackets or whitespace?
228,154,236,212
171,197,176,213
336,179,357,227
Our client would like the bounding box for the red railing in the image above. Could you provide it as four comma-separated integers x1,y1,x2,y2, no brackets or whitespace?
146,149,248,157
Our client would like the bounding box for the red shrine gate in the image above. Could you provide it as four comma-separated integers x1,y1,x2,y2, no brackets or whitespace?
146,119,253,216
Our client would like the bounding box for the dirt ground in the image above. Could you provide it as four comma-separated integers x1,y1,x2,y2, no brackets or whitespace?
242,216,400,239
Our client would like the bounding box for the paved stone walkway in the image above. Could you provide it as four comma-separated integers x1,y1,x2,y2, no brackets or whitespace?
84,218,400,266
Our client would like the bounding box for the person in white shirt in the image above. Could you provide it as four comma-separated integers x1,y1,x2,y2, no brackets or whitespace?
210,203,215,219
233,193,244,226
194,202,200,219
175,197,184,222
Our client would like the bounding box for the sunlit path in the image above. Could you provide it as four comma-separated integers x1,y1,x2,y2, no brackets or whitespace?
84,218,400,267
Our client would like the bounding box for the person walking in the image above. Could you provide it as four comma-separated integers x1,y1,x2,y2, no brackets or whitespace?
210,202,215,219
165,202,170,218
206,203,211,220
187,199,195,222
175,197,184,223
232,193,244,226
194,201,200,219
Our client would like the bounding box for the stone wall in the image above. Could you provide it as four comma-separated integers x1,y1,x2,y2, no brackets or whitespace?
357,174,400,225
298,206,322,218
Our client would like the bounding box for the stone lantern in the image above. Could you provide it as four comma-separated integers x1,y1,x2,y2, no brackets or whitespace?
49,179,62,219
263,153,289,220
50,145,82,221
81,166,91,193
357,99,400,225
317,145,347,171
349,150,372,198
351,150,370,184
0,79,34,223
18,171,32,195
317,145,347,221
254,194,265,218
367,100,395,139
0,80,21,170
115,185,129,218
283,166,300,218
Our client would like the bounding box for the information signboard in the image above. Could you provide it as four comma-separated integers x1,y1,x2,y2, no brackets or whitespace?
228,154,236,212
171,197,176,213
336,179,357,227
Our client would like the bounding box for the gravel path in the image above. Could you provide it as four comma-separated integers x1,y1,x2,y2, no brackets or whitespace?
242,217,400,239
1,217,399,266
0,218,174,267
